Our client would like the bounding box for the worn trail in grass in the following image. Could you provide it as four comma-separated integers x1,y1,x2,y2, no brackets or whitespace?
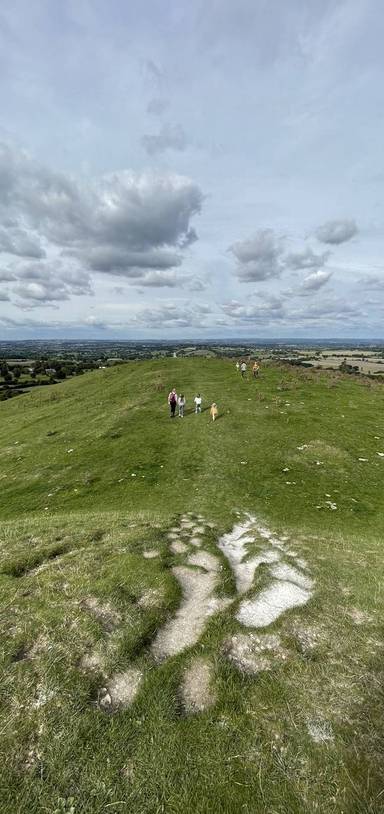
1,359,384,813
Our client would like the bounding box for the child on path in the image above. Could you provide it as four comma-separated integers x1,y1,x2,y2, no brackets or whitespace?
194,393,202,413
252,361,260,378
178,394,186,417
210,403,218,421
236,361,240,372
168,388,178,418
240,361,247,377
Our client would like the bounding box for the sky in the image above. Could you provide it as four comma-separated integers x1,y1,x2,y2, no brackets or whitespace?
0,0,384,340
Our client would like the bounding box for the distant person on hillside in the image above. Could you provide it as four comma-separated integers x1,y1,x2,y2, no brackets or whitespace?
168,388,178,418
194,393,202,413
236,361,240,372
210,402,218,422
240,361,247,378
252,361,260,378
178,394,186,418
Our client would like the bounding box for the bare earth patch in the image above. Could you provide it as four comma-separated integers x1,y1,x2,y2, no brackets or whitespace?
180,657,216,713
290,622,327,655
347,607,373,625
218,517,280,594
224,632,289,674
192,525,206,535
187,550,220,572
79,650,105,674
81,596,122,632
137,588,164,609
270,562,314,591
99,667,143,711
151,566,229,661
171,541,188,555
237,580,312,628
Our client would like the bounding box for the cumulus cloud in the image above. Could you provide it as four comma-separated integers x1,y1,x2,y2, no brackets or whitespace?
285,246,329,270
0,268,16,281
229,229,284,282
315,219,358,245
299,269,333,293
134,301,212,328
12,260,92,305
0,227,45,259
137,270,181,287
0,142,202,294
141,123,188,155
222,295,285,323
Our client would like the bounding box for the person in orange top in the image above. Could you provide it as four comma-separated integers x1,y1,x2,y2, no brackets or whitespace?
252,361,260,378
210,403,218,421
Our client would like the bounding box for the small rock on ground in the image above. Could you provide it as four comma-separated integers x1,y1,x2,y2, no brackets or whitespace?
99,667,143,711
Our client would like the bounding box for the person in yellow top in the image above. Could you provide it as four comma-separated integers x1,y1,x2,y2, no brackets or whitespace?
210,403,218,421
252,361,260,378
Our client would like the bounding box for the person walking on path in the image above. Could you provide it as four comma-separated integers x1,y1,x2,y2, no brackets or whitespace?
194,393,202,413
178,394,186,417
236,361,240,372
210,403,218,422
252,361,260,378
240,361,247,378
168,388,178,418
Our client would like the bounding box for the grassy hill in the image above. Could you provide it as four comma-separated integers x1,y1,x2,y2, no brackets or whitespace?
0,359,383,813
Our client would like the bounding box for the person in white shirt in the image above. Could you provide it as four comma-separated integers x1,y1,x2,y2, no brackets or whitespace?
178,394,185,417
240,361,247,378
194,393,202,413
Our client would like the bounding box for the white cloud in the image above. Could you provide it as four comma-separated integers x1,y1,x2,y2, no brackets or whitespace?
229,229,284,282
285,246,329,270
222,295,285,323
12,260,92,305
0,227,45,259
134,301,212,328
300,269,333,292
315,219,358,245
0,142,203,291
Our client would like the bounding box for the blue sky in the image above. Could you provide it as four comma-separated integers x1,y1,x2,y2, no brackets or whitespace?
0,0,384,339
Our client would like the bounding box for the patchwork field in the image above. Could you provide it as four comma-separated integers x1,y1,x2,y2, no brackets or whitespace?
0,358,383,813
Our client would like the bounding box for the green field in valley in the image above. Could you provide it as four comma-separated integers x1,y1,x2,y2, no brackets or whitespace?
1,358,383,813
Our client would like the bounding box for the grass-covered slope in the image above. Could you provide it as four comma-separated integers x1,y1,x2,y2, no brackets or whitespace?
1,357,384,531
1,359,384,814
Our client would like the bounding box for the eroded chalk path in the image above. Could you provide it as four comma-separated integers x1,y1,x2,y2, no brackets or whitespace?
218,514,314,628
151,565,229,661
91,512,315,711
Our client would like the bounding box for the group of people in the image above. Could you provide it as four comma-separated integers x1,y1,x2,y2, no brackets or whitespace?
166,360,260,423
236,360,260,378
167,390,218,421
